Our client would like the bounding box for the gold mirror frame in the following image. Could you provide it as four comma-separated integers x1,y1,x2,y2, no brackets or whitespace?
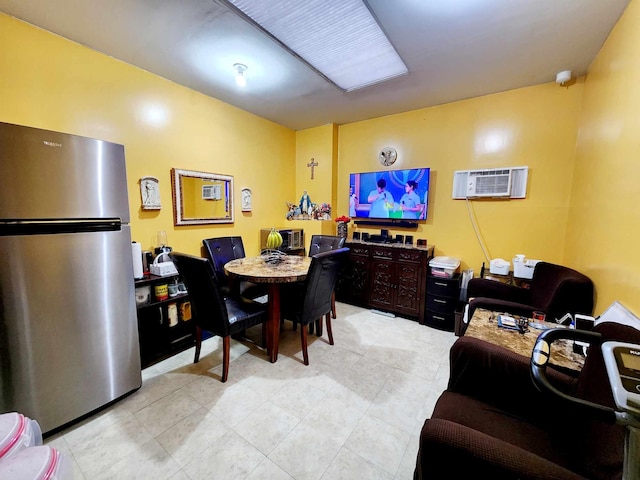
171,168,234,225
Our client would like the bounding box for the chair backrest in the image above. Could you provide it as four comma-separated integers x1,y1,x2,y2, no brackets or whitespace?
170,252,230,337
202,236,247,285
308,235,346,257
529,262,594,321
301,247,349,322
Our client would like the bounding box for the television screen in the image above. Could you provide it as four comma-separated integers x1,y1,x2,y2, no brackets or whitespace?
349,167,430,220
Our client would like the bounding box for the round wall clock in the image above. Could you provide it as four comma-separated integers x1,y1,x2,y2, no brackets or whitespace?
379,147,397,166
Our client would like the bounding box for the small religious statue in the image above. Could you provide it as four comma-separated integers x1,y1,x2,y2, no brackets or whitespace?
241,188,252,211
299,190,312,215
140,176,161,210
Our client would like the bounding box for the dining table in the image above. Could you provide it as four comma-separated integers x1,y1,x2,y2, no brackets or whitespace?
224,254,312,362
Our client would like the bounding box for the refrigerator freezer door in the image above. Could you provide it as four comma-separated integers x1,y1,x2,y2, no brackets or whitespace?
0,226,142,433
0,122,130,222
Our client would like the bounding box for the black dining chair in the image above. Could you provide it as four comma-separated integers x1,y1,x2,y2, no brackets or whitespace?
202,236,267,302
308,235,346,317
170,252,267,382
280,247,349,365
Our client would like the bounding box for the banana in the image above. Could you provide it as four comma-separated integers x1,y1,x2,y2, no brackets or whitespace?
267,228,283,249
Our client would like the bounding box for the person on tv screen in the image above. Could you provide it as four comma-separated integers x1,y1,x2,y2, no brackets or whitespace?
368,178,394,218
400,180,422,219
419,189,428,219
349,186,357,217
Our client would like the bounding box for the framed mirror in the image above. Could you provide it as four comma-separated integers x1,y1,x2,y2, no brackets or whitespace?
171,168,234,225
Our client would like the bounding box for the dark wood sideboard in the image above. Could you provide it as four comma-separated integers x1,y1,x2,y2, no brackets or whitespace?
336,241,435,323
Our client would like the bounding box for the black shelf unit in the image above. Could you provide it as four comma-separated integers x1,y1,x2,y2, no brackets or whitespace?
135,274,196,368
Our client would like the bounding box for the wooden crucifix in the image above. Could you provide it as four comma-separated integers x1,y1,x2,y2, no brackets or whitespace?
307,158,318,179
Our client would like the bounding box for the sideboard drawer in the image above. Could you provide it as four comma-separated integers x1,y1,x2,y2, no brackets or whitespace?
426,295,458,314
427,276,460,298
425,310,455,331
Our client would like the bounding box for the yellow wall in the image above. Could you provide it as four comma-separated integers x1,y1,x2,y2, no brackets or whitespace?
0,13,296,256
337,82,584,271
564,0,640,315
3,3,640,318
294,124,340,247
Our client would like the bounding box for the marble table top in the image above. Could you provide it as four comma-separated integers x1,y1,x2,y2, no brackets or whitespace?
224,255,311,283
465,308,585,371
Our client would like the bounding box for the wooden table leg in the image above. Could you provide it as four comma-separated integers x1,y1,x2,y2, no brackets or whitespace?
267,284,281,363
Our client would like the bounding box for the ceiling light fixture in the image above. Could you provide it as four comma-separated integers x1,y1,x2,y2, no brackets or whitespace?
234,63,247,87
224,0,408,92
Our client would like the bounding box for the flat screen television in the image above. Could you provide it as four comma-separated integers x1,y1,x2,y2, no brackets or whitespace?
349,167,430,221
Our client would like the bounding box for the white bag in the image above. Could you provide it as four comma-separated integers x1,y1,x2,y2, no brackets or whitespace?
149,252,178,277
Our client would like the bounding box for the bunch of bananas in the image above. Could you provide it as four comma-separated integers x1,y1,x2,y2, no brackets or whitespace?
266,228,283,249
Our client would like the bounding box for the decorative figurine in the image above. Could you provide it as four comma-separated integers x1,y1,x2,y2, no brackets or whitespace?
299,190,312,215
241,188,252,212
140,176,161,210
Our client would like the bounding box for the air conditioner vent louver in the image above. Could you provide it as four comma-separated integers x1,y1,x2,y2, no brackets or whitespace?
452,166,528,199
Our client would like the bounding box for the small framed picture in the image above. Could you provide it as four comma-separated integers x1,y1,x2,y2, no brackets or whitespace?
241,188,252,212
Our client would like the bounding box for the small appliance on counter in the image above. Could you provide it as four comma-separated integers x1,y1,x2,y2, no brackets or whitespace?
260,228,304,254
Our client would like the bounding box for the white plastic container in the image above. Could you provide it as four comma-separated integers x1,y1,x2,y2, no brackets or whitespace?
0,413,42,460
0,446,72,479
429,256,461,278
489,258,510,275
513,258,540,279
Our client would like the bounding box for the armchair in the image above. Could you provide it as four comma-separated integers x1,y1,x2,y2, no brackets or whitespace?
414,320,640,480
467,262,594,324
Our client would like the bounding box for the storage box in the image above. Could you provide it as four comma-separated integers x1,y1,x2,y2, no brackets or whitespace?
489,258,510,275
429,256,461,278
513,259,540,279
0,412,42,460
149,252,178,277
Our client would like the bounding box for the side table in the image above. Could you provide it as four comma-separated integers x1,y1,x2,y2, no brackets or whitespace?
465,308,584,371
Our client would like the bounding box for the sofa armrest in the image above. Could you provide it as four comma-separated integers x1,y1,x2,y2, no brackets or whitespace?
448,336,577,414
467,278,530,303
415,418,587,480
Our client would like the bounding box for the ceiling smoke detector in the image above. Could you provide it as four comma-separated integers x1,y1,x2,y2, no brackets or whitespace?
556,70,572,85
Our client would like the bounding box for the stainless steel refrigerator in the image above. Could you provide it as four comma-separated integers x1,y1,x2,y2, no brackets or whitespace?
0,122,142,434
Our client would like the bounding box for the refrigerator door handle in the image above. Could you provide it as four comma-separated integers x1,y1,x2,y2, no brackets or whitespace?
0,219,122,236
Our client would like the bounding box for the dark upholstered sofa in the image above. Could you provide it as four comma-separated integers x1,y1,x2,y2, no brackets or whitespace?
415,320,640,480
467,261,594,324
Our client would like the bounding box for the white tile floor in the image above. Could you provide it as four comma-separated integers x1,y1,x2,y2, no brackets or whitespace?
45,303,457,480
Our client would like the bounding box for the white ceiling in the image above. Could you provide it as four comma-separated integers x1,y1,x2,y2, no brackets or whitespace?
0,0,631,130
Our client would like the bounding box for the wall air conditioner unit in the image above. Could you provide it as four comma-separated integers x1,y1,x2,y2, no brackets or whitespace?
452,166,528,199
202,184,222,200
